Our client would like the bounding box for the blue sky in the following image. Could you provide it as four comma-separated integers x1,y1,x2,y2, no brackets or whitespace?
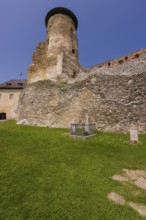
0,0,146,83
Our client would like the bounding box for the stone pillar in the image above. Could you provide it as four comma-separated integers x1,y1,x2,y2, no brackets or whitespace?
71,118,76,134
130,124,139,142
85,114,90,133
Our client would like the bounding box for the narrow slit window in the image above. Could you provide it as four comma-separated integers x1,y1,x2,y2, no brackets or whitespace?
72,71,76,78
72,49,75,54
70,27,73,32
9,94,14,99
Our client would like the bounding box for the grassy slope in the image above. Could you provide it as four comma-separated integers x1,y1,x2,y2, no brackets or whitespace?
0,121,146,220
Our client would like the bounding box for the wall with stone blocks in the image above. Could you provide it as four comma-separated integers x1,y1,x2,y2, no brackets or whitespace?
19,8,146,133
17,64,146,133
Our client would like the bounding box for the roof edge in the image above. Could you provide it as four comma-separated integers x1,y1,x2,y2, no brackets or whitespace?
45,7,78,29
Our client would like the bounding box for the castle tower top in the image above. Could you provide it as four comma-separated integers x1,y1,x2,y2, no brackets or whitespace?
45,7,79,60
45,7,78,29
28,7,80,84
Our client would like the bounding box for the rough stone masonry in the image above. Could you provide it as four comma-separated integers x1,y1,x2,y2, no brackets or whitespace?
17,7,146,133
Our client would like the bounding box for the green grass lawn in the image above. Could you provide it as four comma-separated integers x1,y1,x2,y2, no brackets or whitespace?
0,121,146,220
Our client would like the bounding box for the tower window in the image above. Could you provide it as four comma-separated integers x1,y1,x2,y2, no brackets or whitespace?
72,71,76,78
125,56,128,61
70,27,73,32
72,49,75,54
108,62,111,67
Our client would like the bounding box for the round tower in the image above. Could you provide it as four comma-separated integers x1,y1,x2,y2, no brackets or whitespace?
45,7,78,59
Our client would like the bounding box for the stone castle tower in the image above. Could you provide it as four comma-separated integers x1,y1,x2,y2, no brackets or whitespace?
45,7,78,60
28,7,84,84
17,7,146,133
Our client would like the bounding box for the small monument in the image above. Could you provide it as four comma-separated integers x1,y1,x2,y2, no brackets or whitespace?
130,124,139,143
70,115,96,140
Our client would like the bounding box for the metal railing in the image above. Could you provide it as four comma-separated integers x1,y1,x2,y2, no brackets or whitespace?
70,123,96,137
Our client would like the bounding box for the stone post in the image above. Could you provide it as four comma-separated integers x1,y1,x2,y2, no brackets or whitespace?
130,124,139,143
85,114,90,133
71,118,76,134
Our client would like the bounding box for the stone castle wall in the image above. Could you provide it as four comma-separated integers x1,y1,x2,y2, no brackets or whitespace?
18,8,146,133
17,57,146,133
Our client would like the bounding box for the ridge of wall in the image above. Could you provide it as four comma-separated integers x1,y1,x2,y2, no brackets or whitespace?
89,48,146,71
